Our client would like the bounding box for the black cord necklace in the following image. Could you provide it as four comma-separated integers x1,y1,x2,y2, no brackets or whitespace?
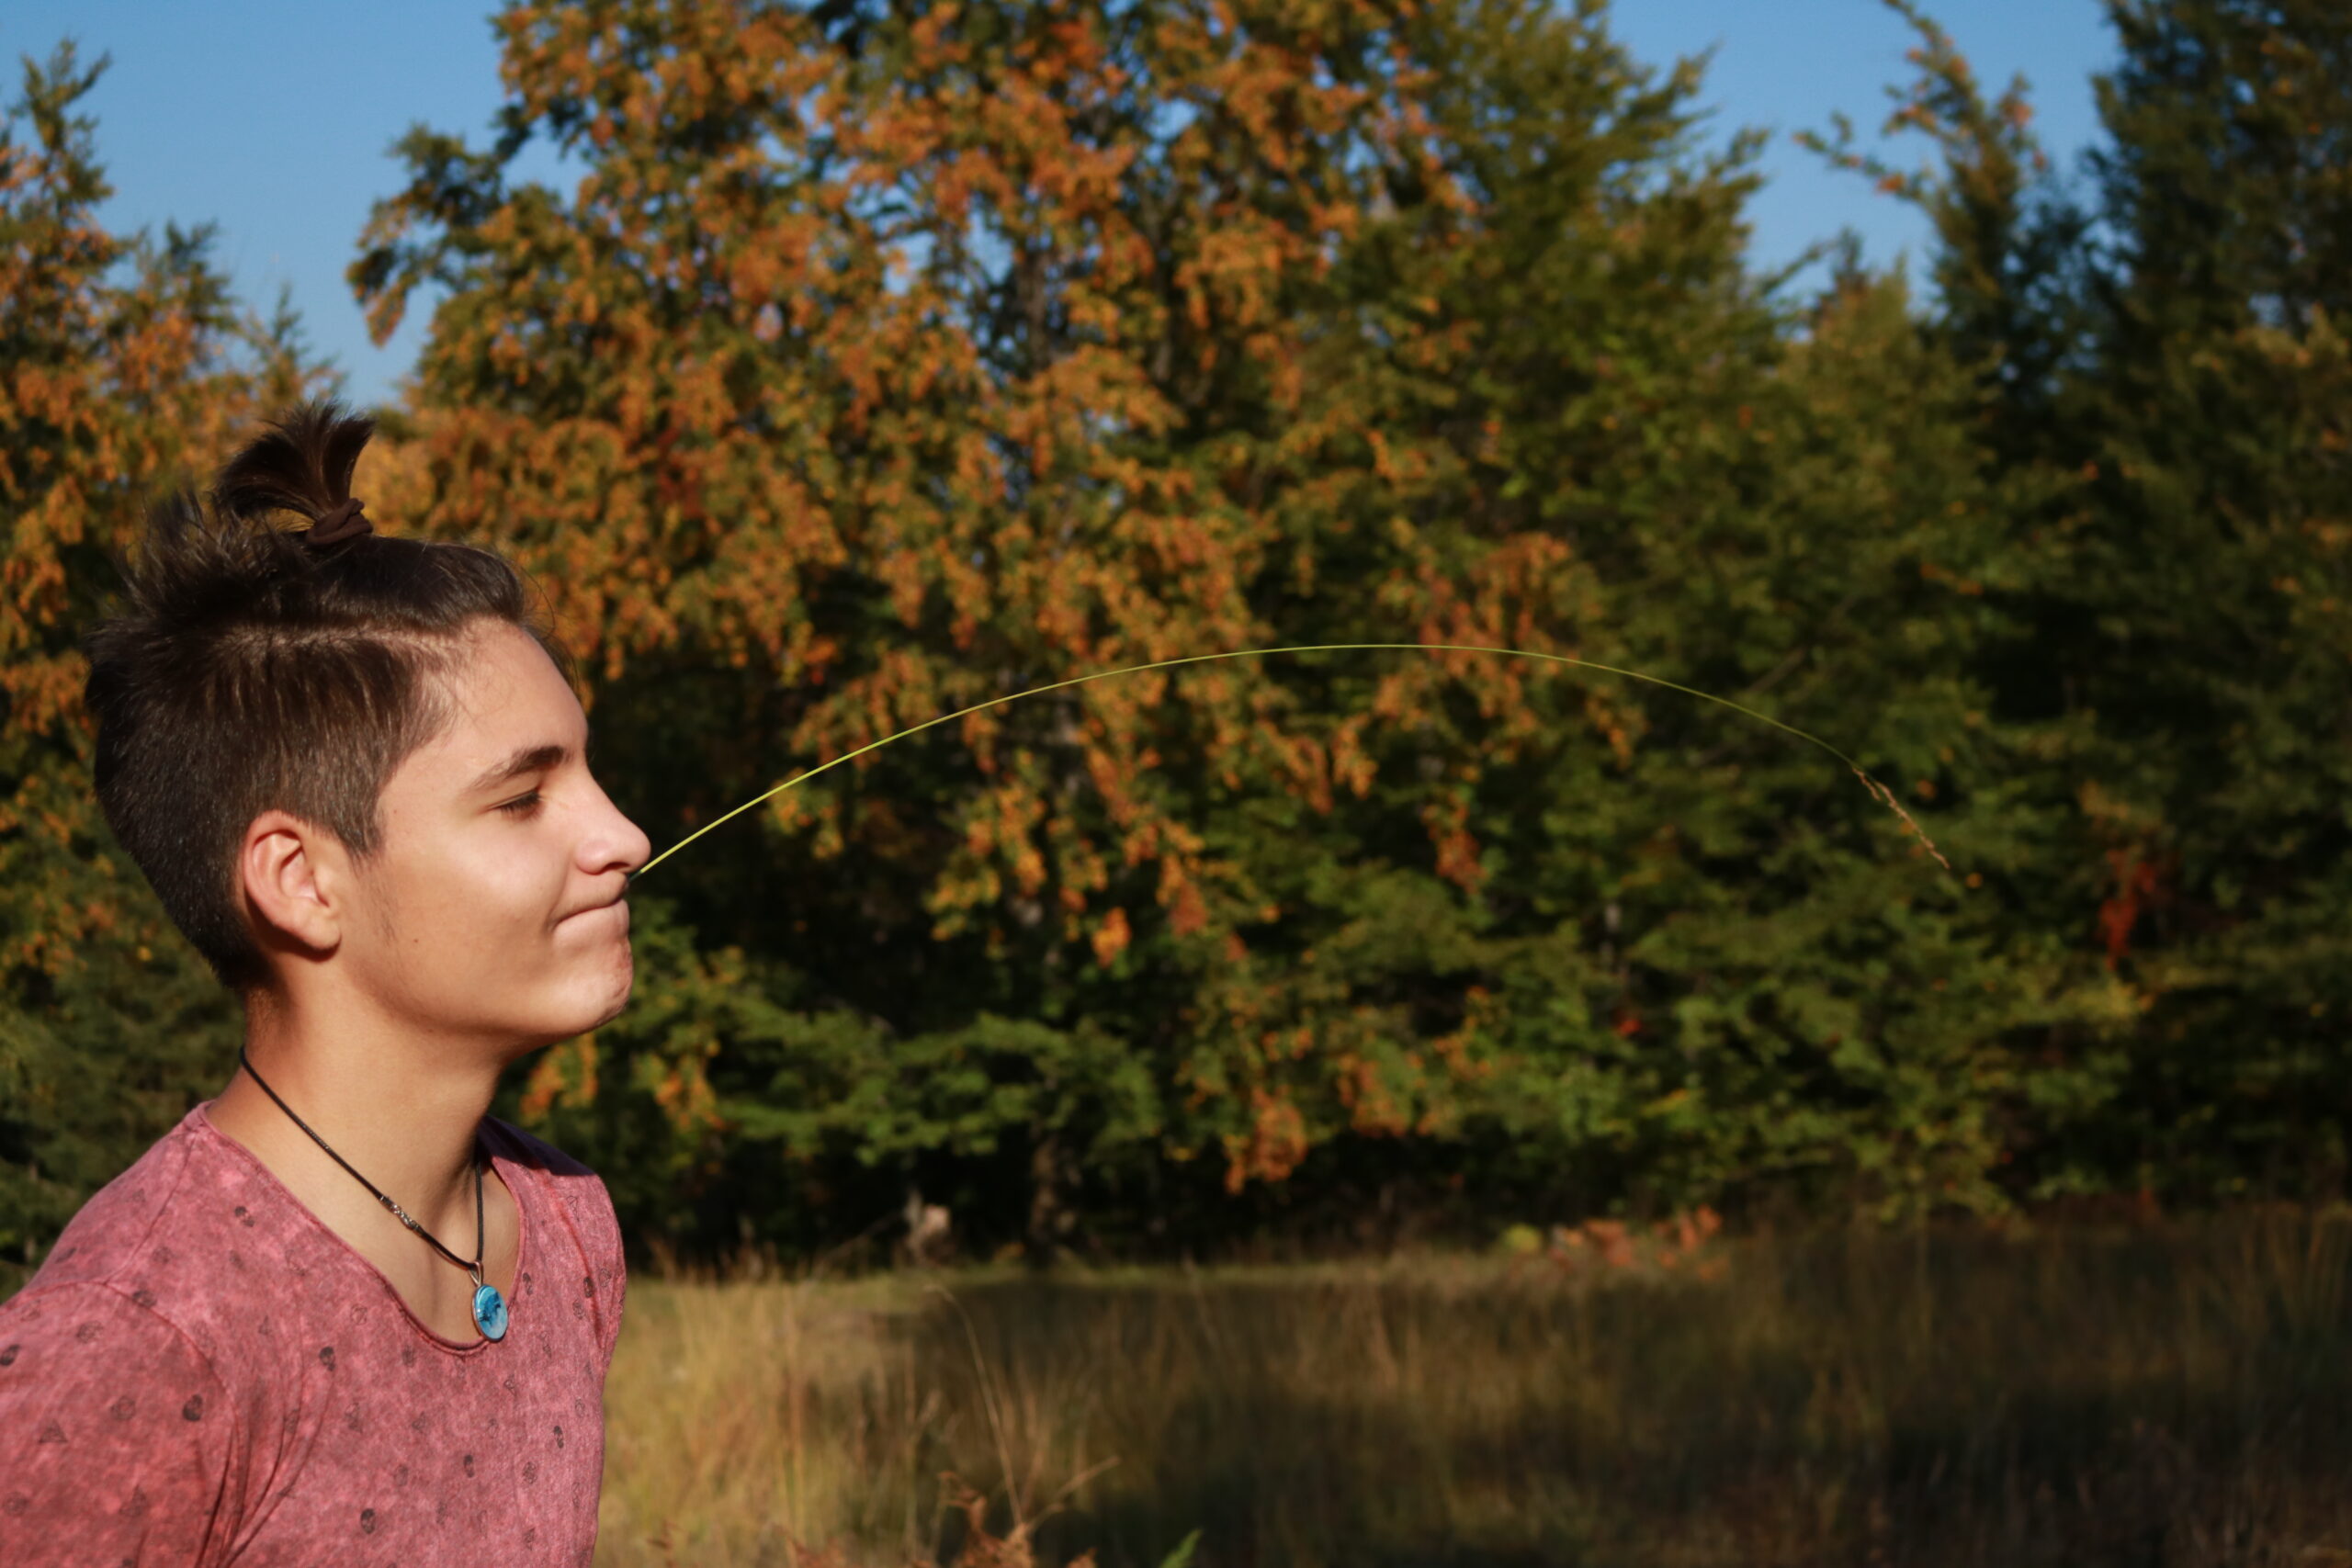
237,1045,509,1342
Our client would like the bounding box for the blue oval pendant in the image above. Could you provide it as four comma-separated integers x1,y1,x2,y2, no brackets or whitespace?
472,1282,509,1341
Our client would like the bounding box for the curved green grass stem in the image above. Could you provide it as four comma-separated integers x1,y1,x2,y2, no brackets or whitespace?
628,642,1949,881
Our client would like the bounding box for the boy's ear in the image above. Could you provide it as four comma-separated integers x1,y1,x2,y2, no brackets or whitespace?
238,809,347,959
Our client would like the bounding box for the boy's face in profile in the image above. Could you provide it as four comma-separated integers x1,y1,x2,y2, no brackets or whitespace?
325,618,650,1052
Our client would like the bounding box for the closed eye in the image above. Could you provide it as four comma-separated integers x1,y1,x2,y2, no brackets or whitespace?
496,790,544,818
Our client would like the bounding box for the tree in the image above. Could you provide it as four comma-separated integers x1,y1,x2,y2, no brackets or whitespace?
1813,0,2352,1205
2048,0,2352,1198
0,43,315,1280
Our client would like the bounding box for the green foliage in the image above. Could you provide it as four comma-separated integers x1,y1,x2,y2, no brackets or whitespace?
1823,0,2352,1201
2048,0,2352,1199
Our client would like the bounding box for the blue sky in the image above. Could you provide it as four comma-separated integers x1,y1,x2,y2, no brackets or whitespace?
6,2,2117,410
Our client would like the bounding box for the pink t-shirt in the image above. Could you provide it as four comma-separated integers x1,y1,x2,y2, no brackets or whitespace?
0,1103,626,1566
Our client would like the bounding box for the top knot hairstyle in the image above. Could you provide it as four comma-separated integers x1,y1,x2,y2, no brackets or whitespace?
82,399,572,994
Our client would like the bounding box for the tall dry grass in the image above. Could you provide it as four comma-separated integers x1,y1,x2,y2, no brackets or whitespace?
596,1210,2352,1567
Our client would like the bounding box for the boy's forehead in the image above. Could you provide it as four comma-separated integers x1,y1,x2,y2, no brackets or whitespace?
415,626,586,784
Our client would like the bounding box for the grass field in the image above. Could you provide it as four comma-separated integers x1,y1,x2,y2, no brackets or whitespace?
594,1211,2352,1568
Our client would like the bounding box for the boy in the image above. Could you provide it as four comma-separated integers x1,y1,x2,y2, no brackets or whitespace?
0,400,651,1565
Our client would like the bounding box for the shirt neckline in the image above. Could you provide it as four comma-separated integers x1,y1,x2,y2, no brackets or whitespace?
187,1100,534,1358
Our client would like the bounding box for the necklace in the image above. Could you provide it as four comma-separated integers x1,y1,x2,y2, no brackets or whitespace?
236,1046,509,1342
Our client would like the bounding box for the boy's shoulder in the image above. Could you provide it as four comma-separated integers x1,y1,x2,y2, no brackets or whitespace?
484,1115,619,1256
480,1113,599,1179
481,1117,626,1299
0,1106,288,1409
10,1107,217,1303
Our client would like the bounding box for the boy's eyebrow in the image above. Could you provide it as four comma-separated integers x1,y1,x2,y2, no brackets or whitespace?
464,742,571,795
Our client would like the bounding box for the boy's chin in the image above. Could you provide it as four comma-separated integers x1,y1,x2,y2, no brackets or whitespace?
538,991,635,1053
495,973,635,1056
563,964,637,1033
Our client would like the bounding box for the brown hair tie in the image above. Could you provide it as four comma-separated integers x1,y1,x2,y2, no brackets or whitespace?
304,498,371,547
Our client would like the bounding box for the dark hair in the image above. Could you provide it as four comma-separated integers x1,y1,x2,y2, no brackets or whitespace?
82,399,571,994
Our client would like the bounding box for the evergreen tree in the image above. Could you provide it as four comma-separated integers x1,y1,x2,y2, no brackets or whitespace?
1818,0,2352,1203
2052,0,2352,1197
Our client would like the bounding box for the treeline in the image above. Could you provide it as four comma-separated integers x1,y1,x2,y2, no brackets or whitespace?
3,0,2346,1270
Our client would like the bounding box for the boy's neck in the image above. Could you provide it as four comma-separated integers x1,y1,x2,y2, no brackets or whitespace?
205,989,508,1249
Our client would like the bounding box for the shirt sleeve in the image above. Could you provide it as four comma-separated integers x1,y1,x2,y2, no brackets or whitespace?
0,1282,235,1567
589,1178,627,1372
